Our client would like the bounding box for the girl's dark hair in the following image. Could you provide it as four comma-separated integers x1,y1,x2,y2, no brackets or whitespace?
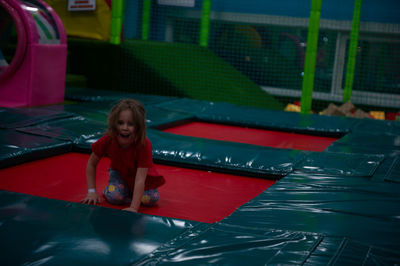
107,98,146,146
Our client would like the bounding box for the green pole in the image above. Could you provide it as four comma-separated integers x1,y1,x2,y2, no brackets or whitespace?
110,0,125,44
300,0,322,114
142,0,152,40
343,0,362,103
200,0,212,47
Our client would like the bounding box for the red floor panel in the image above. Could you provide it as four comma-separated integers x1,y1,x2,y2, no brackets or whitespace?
0,153,274,223
163,121,338,152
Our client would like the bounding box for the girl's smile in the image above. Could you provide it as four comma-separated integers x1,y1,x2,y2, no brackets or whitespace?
116,109,135,148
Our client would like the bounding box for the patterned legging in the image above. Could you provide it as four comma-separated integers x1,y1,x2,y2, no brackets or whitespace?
103,169,159,206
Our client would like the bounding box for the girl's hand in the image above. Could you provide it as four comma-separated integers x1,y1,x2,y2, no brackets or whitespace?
81,192,102,205
122,207,138,213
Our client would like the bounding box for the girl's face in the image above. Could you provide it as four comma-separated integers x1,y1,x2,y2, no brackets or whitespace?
116,109,135,148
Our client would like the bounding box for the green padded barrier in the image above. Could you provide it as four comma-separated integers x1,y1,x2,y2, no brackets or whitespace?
319,238,400,265
65,87,178,105
221,172,400,251
0,129,72,169
294,152,384,177
49,102,195,130
326,131,400,182
146,106,195,128
369,155,400,183
138,222,324,265
47,102,111,124
17,117,107,153
383,157,400,183
327,143,398,155
139,222,400,265
64,88,188,126
65,90,359,137
351,119,400,136
10,189,397,265
307,237,400,265
328,132,400,153
0,190,201,265
153,98,354,137
327,144,400,183
147,129,308,179
120,40,284,110
0,107,73,129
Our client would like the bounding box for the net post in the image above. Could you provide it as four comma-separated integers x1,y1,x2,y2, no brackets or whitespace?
200,0,212,47
110,0,125,44
301,0,322,114
343,0,362,103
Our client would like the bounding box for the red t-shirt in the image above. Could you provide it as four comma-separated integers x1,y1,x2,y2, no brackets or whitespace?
91,134,165,191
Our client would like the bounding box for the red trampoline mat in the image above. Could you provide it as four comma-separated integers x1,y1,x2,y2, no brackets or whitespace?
163,121,338,152
0,153,274,223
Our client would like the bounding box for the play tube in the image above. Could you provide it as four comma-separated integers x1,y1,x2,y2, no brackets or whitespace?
0,0,67,107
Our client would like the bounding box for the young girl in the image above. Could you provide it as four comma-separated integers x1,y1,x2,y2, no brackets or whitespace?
81,99,165,212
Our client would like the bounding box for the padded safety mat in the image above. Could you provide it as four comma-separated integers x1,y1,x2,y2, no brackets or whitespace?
0,153,274,223
0,107,73,129
0,190,200,266
222,172,400,250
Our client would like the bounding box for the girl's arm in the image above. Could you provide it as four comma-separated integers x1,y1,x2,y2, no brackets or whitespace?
124,167,148,212
81,152,102,205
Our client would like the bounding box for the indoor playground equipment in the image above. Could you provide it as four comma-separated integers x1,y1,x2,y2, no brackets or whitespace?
1,88,400,264
0,0,66,107
111,0,399,111
44,0,112,41
1,0,400,264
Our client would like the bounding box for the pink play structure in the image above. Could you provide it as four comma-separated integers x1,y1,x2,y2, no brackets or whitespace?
0,0,67,107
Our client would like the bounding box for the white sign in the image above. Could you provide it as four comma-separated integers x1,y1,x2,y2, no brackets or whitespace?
68,0,96,11
158,0,195,7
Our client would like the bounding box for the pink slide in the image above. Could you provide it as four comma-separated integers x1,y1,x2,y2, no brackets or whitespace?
0,0,67,107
